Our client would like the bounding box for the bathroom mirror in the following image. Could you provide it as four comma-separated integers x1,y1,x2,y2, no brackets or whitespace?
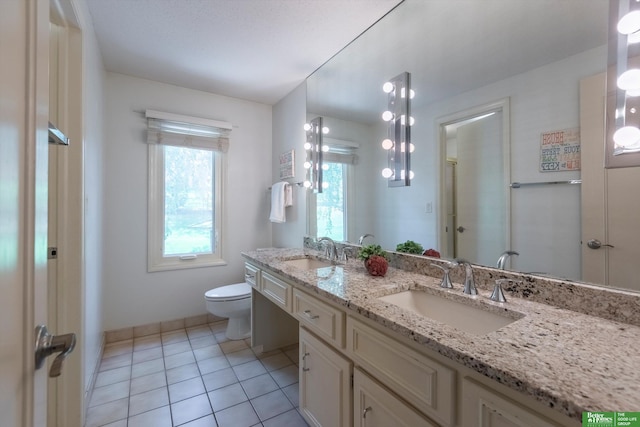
306,0,627,287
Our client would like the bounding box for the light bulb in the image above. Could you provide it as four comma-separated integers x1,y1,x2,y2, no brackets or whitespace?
409,143,415,153
303,180,312,188
400,170,405,179
304,142,312,150
382,111,393,121
321,145,329,152
617,69,640,91
303,123,312,131
382,82,394,93
409,116,415,126
401,142,406,152
400,87,406,98
322,181,329,189
613,125,640,147
381,168,393,178
628,89,640,97
409,170,415,180
618,10,640,35
409,89,415,99
303,161,311,169
381,139,393,150
322,164,329,170
322,126,330,134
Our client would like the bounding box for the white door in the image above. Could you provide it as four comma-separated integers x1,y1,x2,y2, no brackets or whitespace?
580,73,640,290
1,0,50,426
455,112,506,265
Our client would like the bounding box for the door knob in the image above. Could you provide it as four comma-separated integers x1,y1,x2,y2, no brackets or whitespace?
456,226,466,233
586,239,614,250
35,325,76,377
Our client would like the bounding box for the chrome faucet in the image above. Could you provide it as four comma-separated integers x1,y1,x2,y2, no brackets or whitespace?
496,250,519,270
455,259,477,295
431,260,457,289
358,233,375,245
318,237,337,261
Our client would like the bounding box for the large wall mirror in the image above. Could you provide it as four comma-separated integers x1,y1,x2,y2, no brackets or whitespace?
306,0,640,291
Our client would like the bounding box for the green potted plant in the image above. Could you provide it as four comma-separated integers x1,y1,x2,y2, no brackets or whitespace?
395,240,424,254
358,244,389,277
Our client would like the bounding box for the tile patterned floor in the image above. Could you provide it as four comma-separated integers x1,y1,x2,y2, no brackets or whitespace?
86,321,309,427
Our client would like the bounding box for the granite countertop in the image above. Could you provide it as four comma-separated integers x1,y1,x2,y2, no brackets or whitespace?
242,247,640,421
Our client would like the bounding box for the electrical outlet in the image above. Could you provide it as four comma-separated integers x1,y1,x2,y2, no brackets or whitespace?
426,202,433,213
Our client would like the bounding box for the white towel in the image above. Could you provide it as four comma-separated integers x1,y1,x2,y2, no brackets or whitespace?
269,182,288,223
284,184,293,207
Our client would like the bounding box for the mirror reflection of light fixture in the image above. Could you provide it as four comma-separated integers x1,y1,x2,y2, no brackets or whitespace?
303,117,328,192
606,0,640,167
380,72,413,186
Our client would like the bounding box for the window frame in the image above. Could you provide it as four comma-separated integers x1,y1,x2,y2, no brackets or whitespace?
147,143,226,272
307,161,353,241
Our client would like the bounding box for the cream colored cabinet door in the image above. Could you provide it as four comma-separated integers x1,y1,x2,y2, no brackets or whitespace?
353,368,436,427
462,379,560,427
299,327,352,427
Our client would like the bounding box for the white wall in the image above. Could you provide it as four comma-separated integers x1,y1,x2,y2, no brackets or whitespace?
272,83,307,248
102,73,273,330
75,0,106,394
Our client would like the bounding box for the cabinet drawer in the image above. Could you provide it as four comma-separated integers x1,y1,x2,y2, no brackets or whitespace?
354,368,437,427
293,289,345,348
462,378,561,427
261,271,292,312
244,263,261,290
347,317,456,426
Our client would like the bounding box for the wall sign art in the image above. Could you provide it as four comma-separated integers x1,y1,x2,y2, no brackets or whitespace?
279,149,295,179
539,128,580,172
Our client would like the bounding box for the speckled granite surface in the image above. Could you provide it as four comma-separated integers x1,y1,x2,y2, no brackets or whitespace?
242,247,640,422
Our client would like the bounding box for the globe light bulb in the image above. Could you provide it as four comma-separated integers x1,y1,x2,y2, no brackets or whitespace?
617,69,640,91
409,116,415,126
618,10,640,35
382,82,394,93
409,143,415,153
381,168,393,178
614,125,640,147
303,180,312,188
382,111,393,121
304,142,312,150
322,181,329,189
321,145,329,152
409,89,415,99
409,170,415,180
322,163,329,171
303,123,312,131
303,161,311,169
381,139,393,150
322,126,330,134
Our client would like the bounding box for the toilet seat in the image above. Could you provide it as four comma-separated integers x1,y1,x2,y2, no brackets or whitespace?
205,283,251,302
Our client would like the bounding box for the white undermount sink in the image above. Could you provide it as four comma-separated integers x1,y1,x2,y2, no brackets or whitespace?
282,257,334,270
377,290,521,335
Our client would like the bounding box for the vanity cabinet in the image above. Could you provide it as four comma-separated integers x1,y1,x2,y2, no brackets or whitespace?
261,271,292,312
293,288,345,348
299,327,352,427
461,378,560,427
346,316,455,426
244,262,260,290
353,368,436,427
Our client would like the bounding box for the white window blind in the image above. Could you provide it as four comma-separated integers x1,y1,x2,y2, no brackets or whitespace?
323,137,359,165
146,109,232,152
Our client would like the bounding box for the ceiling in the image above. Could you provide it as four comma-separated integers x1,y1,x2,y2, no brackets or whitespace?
85,0,402,105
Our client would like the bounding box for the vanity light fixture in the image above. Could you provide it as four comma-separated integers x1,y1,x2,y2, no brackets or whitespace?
303,117,329,192
606,0,640,167
380,72,414,186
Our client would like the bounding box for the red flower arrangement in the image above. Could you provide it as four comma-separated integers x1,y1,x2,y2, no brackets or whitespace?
365,255,389,277
423,248,441,258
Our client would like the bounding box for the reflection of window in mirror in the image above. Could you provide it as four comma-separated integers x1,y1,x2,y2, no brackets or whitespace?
315,162,348,241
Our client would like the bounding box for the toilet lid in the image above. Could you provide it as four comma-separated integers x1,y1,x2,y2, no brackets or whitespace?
205,282,251,301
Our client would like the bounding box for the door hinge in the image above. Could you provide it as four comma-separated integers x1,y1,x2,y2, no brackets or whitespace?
48,247,58,259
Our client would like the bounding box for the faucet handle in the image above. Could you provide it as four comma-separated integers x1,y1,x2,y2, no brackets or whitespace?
489,279,522,303
431,263,454,289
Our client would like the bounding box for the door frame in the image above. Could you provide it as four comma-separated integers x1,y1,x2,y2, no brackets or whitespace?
436,98,511,259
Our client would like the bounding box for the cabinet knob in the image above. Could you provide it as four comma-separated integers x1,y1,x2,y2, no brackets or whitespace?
363,406,372,418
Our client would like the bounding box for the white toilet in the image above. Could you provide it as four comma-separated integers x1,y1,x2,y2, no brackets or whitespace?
204,283,252,340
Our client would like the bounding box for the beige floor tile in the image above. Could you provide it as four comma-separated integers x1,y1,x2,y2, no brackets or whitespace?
133,334,162,351
240,373,279,399
166,362,200,385
180,414,218,427
197,355,230,375
259,352,293,372
85,398,128,427
128,405,172,427
263,408,308,427
190,334,216,349
99,352,132,372
161,318,185,333
202,368,239,393
251,389,294,421
219,339,249,354
225,348,257,366
90,380,130,407
164,349,196,369
213,401,259,427
187,325,213,339
163,339,192,356
130,371,167,396
102,340,133,359
169,376,205,403
94,365,131,388
282,382,300,407
161,328,188,345
208,321,227,334
132,346,163,364
270,365,299,388
171,394,213,426
101,420,128,427
193,344,223,361
207,383,248,412
131,357,165,378
129,386,169,416
232,360,267,381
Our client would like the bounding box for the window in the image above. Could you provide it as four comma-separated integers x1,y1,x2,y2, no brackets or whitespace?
146,110,230,272
316,162,348,241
